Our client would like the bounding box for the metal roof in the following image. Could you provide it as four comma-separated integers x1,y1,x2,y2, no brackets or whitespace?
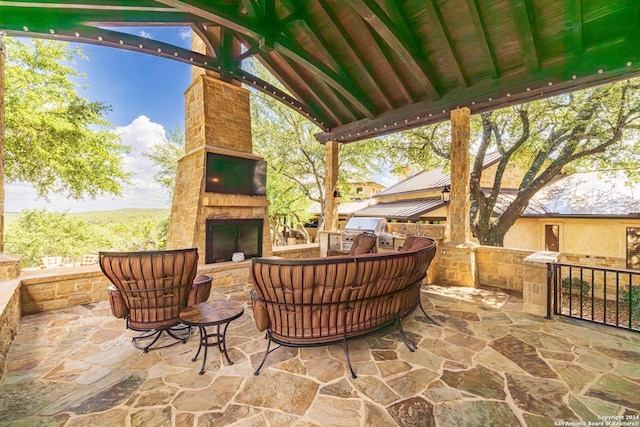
377,152,503,197
2,1,640,144
532,171,640,217
354,198,443,221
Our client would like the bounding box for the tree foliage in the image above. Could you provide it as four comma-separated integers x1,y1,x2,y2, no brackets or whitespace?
387,78,640,246
4,38,130,199
4,208,169,267
248,61,389,236
144,126,185,200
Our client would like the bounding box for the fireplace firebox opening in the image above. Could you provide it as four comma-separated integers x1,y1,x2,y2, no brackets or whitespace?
205,219,263,264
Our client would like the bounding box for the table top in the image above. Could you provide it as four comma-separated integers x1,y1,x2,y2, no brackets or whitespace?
179,300,244,326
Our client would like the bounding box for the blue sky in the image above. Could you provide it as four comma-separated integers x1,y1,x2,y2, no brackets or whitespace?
6,26,193,212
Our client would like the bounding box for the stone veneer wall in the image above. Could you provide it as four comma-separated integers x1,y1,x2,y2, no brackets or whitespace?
476,246,535,292
0,279,20,379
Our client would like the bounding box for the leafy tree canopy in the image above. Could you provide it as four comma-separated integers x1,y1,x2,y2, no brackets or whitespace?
248,60,390,234
144,125,184,200
385,78,640,246
4,38,131,199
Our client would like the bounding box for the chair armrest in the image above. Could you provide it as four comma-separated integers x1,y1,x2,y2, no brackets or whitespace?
187,275,212,306
107,285,128,318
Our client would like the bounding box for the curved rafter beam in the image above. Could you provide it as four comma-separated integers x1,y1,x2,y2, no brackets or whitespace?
1,21,329,131
154,0,376,118
348,0,440,100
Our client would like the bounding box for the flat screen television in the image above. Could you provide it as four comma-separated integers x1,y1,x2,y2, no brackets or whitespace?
205,152,267,195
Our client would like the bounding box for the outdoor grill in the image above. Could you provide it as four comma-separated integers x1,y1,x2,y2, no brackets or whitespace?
341,217,387,252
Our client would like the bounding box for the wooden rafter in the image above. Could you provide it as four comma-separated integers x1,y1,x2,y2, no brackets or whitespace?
422,0,467,87
508,0,540,71
572,0,583,54
348,0,440,99
464,0,498,79
238,35,342,125
316,0,394,110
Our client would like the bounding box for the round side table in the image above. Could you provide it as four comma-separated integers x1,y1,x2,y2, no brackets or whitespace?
179,300,244,375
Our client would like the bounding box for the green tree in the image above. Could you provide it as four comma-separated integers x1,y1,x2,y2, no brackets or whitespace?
387,79,640,246
4,209,110,267
4,38,130,199
144,126,185,199
249,62,389,235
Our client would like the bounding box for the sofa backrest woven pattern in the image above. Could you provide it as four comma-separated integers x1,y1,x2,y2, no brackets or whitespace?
99,248,199,330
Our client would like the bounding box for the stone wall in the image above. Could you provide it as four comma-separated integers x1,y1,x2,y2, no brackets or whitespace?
476,246,535,292
0,279,20,379
272,244,320,259
20,267,111,315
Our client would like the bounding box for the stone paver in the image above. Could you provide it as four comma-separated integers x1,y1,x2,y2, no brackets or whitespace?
1,283,639,426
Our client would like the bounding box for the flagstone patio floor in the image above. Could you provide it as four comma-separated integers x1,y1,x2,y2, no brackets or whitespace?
1,283,639,426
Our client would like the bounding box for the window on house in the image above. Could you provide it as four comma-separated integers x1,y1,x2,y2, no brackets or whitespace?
356,187,363,194
545,224,560,251
627,227,640,270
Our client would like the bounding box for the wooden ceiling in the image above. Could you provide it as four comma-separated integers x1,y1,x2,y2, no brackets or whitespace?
2,0,640,143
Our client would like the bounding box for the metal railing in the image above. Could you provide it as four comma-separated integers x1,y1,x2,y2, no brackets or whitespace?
548,263,640,333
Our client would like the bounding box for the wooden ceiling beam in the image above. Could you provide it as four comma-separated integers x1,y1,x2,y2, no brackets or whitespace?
572,0,583,54
316,0,393,110
348,0,440,99
508,0,540,71
0,1,177,13
238,36,342,125
465,0,498,79
422,0,467,87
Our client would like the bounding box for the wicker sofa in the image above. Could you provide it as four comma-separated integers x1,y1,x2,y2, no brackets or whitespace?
250,236,436,378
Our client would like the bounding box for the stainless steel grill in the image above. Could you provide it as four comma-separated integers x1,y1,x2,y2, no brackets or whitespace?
342,217,387,252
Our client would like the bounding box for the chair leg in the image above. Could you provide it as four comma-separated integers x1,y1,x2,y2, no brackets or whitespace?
130,325,192,353
254,335,274,376
395,314,417,352
419,297,439,325
341,338,357,379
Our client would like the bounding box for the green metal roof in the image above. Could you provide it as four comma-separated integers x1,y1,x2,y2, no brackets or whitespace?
2,0,640,143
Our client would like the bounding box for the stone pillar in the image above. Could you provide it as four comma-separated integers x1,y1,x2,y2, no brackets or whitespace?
435,108,478,287
449,108,471,244
323,140,339,232
0,35,5,253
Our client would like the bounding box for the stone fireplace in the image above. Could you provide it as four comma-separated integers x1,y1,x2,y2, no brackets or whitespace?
166,72,272,264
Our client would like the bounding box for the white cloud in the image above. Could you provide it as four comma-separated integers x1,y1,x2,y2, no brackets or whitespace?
178,27,192,40
138,30,153,39
5,116,173,213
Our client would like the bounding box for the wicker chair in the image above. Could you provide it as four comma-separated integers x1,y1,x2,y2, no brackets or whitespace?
99,248,212,353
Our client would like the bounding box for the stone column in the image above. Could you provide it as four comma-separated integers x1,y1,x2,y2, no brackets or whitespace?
323,140,339,232
0,35,5,253
435,108,478,287
449,108,471,244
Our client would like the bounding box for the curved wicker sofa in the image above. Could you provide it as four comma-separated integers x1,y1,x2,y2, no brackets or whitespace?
250,236,436,378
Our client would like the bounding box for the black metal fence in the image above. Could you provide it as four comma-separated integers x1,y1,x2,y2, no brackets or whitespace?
548,263,640,333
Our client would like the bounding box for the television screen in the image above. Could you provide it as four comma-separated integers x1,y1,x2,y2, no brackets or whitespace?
205,152,267,195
